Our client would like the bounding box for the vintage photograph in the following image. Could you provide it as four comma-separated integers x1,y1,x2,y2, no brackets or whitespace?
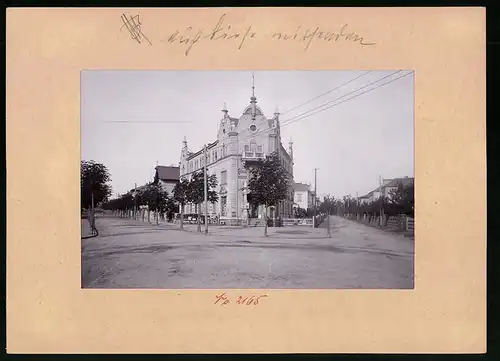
81,70,414,289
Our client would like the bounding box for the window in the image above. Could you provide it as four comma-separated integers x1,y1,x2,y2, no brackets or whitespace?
250,124,257,132
244,144,250,152
207,153,210,164
257,145,263,153
250,140,257,152
221,170,227,185
221,196,227,216
214,151,217,161
223,145,227,157
297,193,303,202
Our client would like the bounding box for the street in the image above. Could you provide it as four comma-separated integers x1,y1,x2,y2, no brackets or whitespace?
81,216,414,289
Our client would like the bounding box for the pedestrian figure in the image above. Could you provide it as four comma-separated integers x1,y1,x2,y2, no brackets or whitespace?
88,209,98,236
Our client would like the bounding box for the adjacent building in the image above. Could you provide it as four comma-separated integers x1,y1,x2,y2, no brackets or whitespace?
154,165,180,195
359,176,414,203
292,182,315,213
179,82,295,221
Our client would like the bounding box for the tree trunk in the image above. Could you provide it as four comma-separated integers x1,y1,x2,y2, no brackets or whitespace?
197,203,202,233
264,206,268,237
156,209,159,225
148,209,150,223
180,204,184,230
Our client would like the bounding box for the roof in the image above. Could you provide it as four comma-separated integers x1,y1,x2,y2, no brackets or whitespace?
229,117,239,128
129,184,149,193
187,140,219,160
383,177,414,188
293,183,310,192
361,177,414,198
155,166,180,181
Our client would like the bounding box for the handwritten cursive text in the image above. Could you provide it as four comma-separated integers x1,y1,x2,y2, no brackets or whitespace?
165,14,256,56
120,12,377,55
272,24,376,51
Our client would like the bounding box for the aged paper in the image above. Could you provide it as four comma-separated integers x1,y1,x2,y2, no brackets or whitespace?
6,7,486,353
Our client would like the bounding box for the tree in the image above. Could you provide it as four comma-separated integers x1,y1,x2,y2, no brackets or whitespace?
81,160,112,210
165,197,178,222
186,170,219,232
141,183,169,224
388,183,414,217
295,207,308,218
245,152,290,237
173,178,190,230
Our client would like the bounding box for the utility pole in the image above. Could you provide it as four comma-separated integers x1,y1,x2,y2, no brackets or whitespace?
313,168,319,227
356,191,359,220
204,144,209,234
134,182,137,220
91,192,95,216
379,174,384,227
327,208,331,237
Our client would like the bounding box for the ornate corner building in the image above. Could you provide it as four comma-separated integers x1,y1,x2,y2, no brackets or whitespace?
179,80,295,221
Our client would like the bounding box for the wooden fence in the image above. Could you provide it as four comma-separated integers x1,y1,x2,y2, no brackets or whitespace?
406,217,415,232
343,213,414,233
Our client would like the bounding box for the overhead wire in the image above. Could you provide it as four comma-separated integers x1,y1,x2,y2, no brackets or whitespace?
280,70,372,115
232,70,409,146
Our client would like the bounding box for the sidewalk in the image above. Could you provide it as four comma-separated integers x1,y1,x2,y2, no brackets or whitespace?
109,216,328,239
178,222,329,239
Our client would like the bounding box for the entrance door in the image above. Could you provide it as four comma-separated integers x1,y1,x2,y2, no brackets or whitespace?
247,194,258,218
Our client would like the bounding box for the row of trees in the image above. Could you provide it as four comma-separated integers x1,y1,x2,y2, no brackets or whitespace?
102,169,219,233
84,152,292,237
102,183,176,224
318,183,415,224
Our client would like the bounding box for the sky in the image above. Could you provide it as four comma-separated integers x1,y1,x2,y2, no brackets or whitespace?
81,70,414,199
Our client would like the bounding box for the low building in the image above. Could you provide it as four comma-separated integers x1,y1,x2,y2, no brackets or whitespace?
154,165,180,196
359,177,414,203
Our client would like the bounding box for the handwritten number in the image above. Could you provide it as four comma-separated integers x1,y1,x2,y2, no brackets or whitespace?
217,294,268,306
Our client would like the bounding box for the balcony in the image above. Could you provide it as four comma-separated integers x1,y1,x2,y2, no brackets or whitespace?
242,151,266,160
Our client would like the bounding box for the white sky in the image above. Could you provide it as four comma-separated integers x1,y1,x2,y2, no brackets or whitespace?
81,70,414,199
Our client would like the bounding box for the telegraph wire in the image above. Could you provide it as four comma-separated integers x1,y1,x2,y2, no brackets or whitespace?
279,71,413,127
233,70,409,145
218,71,383,144
281,70,402,124
280,70,372,115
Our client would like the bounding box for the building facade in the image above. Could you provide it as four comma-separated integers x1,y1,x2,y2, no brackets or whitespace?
292,182,315,212
179,84,294,221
